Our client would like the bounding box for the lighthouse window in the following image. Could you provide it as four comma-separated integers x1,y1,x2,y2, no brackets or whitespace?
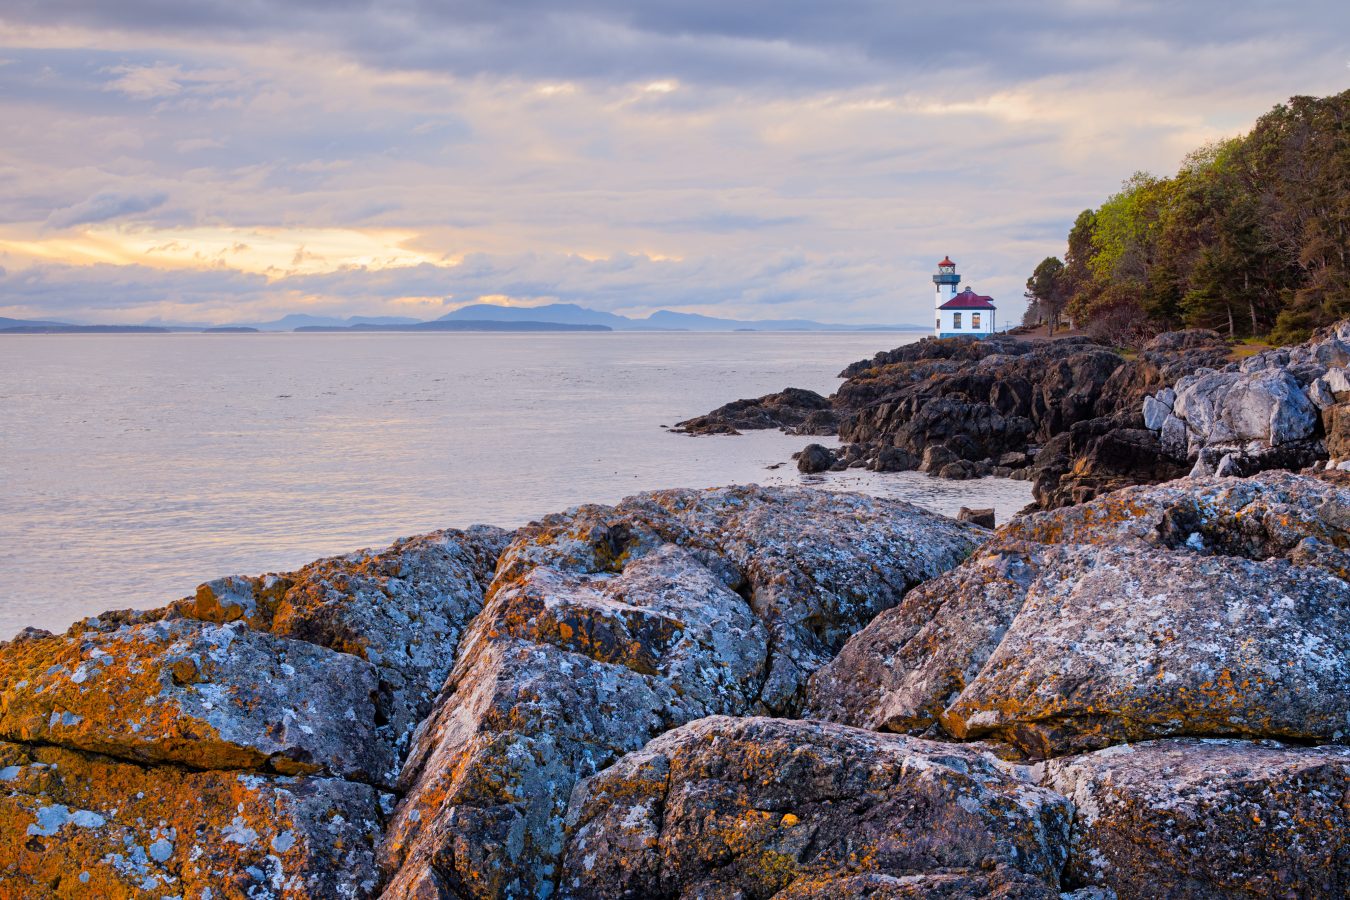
953,312,962,329
971,312,981,328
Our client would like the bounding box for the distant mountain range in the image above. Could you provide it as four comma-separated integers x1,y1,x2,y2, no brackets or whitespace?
1,304,929,334
433,303,921,332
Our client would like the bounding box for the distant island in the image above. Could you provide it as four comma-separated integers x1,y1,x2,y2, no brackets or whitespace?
0,303,928,335
0,323,171,334
294,320,611,333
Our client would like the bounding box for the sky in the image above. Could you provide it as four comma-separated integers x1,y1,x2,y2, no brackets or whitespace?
0,2,1346,326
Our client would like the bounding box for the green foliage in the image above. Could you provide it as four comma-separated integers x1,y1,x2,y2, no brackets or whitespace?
1022,256,1067,328
1044,89,1349,344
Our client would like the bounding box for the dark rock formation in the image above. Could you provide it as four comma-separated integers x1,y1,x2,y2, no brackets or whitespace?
673,387,836,435
561,716,1072,900
807,472,1350,758
676,329,1239,498
957,506,996,528
795,442,836,473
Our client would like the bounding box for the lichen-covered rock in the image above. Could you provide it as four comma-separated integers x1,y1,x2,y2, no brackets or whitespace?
0,619,393,784
807,472,1350,757
559,716,1072,900
381,486,983,898
0,740,383,899
182,524,511,755
1038,739,1350,898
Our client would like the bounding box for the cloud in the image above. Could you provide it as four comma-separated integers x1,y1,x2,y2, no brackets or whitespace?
44,191,168,229
0,2,1345,326
103,62,184,98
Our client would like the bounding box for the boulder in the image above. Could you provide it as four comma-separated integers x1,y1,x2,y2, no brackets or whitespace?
796,443,836,474
1169,368,1317,453
0,522,513,898
1324,402,1350,459
380,487,983,898
560,716,1072,900
807,473,1350,757
0,740,383,899
957,506,996,528
0,619,394,784
920,443,958,474
1039,739,1350,898
937,459,983,480
870,445,918,472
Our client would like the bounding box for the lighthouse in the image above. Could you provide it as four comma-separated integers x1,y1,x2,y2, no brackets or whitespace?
932,256,997,338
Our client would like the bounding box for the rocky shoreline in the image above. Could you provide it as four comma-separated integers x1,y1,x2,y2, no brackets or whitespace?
677,322,1350,513
3,328,1350,898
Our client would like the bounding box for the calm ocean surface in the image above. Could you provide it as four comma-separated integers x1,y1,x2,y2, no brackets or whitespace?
0,332,1031,638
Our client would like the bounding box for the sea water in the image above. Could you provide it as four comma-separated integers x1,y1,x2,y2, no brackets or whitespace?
0,331,1030,636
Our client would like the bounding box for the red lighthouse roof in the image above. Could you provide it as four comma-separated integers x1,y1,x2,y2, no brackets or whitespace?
939,288,996,310
938,256,955,267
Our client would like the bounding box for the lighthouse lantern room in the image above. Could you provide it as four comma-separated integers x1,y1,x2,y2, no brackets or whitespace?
932,256,997,338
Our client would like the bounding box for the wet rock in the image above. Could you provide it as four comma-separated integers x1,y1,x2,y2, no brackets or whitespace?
870,446,919,472
920,443,958,474
957,506,996,528
0,740,383,899
674,388,836,436
381,486,982,898
807,472,1350,758
796,443,836,473
1039,739,1350,898
0,619,393,784
560,716,1072,900
937,459,983,480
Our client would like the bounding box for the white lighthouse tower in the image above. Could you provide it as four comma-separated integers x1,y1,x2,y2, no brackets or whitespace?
932,256,997,338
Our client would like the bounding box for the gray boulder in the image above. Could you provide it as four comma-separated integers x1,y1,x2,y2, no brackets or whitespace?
1039,739,1350,898
561,716,1072,900
1169,368,1316,453
380,486,983,898
806,472,1350,758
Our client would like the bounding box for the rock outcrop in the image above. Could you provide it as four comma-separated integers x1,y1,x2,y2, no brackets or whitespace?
1040,739,1350,898
4,474,1349,898
379,487,983,898
560,716,1073,900
0,741,384,898
673,387,836,436
807,472,1350,757
0,525,508,899
1141,320,1350,480
676,329,1237,503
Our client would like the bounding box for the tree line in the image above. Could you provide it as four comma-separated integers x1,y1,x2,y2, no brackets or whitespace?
1024,89,1348,345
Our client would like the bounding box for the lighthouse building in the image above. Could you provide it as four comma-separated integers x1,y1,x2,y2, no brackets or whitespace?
932,257,997,338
